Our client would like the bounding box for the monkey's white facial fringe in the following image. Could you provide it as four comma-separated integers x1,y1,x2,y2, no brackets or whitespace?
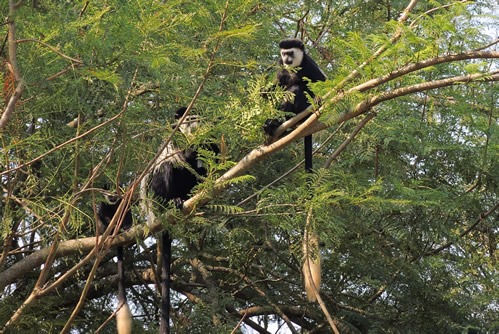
103,193,120,205
280,47,304,68
178,115,200,136
116,302,132,334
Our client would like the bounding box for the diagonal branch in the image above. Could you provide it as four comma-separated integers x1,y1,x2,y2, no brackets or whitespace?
16,39,83,64
425,201,499,256
0,79,24,130
307,70,499,137
354,50,499,93
183,70,499,214
327,0,419,95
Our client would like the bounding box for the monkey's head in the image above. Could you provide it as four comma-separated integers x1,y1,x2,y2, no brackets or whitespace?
101,185,121,205
103,194,120,205
174,107,201,136
279,38,305,68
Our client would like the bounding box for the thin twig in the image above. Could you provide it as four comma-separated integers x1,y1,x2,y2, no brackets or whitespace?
16,38,83,64
425,202,499,256
324,112,376,168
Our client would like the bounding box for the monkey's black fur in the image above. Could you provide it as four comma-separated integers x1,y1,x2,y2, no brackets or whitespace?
149,107,218,209
264,38,325,174
263,38,326,137
97,195,133,231
141,107,219,334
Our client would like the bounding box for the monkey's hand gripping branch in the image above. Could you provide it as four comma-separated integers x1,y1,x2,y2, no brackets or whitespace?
270,106,316,141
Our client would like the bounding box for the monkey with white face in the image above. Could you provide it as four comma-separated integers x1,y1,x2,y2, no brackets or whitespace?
264,39,326,303
140,107,219,333
280,43,304,67
263,38,326,136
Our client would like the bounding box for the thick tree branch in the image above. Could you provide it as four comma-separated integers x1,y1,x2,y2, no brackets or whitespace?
307,70,499,137
355,50,499,93
0,225,147,294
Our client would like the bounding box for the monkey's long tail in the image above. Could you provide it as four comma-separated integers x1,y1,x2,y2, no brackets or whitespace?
303,134,321,301
159,232,172,334
303,225,321,302
116,246,132,334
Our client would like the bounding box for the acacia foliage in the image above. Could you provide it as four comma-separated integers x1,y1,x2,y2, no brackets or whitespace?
0,0,498,333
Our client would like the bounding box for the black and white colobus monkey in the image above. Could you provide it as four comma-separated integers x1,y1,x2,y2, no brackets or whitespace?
263,38,326,145
97,192,133,334
140,107,219,333
264,39,326,302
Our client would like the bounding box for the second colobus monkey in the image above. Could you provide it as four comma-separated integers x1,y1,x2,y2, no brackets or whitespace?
264,38,326,302
97,192,133,334
140,107,219,333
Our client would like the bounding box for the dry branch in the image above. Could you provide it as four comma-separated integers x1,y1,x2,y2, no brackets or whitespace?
0,1,24,131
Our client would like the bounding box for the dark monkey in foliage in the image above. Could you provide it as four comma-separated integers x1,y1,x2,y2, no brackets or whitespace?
264,39,326,302
140,107,219,333
263,38,326,143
